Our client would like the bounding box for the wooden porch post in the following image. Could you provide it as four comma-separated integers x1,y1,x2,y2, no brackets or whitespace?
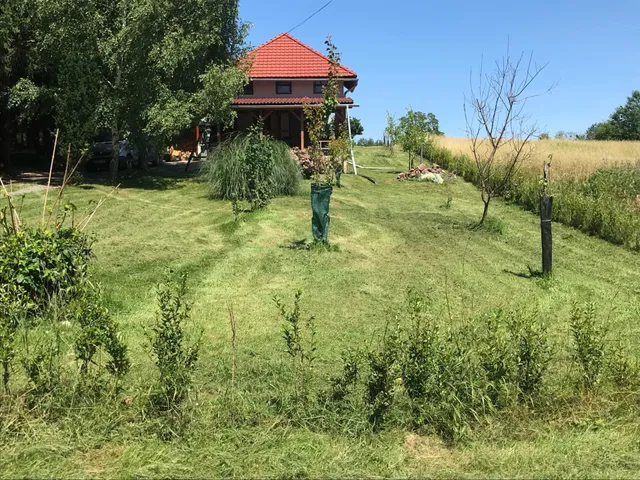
335,108,345,137
300,109,305,149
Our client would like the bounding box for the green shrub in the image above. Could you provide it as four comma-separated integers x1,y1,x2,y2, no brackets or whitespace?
324,349,361,404
0,285,26,392
363,320,402,430
357,293,490,442
570,303,606,390
607,342,638,389
201,134,247,201
244,125,276,209
581,167,640,200
478,310,518,408
3,283,130,409
23,341,62,404
0,227,93,307
150,272,200,413
271,142,303,196
514,315,550,401
340,297,555,443
201,128,301,209
275,289,317,399
71,285,130,382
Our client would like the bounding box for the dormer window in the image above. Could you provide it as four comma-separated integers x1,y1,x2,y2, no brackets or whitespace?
313,81,327,94
243,81,254,95
276,81,292,95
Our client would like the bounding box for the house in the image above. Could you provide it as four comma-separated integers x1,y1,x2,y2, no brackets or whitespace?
229,33,359,149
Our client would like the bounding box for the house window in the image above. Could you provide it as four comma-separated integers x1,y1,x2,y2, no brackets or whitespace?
276,81,292,94
243,81,254,95
313,81,327,94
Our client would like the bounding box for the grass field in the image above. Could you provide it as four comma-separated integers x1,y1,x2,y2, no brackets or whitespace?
436,137,640,179
427,139,640,250
2,149,640,478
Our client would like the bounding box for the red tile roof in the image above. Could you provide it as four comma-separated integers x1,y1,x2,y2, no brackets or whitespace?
232,97,354,106
245,33,357,79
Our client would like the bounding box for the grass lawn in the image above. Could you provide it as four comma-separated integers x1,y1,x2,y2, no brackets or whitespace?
2,147,640,478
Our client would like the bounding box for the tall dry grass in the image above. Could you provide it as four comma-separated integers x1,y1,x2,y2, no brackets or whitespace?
436,137,640,179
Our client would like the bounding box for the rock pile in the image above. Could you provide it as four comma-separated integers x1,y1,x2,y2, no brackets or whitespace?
397,163,452,184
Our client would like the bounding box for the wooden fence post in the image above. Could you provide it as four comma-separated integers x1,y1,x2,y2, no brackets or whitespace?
540,195,553,275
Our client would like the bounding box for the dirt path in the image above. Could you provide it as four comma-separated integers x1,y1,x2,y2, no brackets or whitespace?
9,184,58,195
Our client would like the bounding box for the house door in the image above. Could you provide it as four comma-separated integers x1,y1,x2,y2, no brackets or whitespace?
280,112,291,141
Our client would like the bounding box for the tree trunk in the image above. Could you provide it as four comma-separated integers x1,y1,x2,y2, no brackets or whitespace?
184,130,201,172
109,124,119,184
480,198,490,224
0,109,11,170
109,66,122,183
3,360,9,393
138,138,148,172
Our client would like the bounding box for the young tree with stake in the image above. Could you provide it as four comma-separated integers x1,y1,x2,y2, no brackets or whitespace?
465,49,551,224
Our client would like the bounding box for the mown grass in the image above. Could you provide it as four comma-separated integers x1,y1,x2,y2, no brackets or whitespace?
1,153,640,478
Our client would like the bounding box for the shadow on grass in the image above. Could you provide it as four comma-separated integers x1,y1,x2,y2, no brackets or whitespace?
504,266,547,279
281,239,340,252
83,162,199,191
504,266,555,290
467,216,505,235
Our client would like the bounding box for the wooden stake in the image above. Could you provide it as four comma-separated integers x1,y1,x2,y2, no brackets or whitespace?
0,177,21,233
42,129,59,226
48,144,71,227
541,159,553,276
540,195,553,276
228,301,237,390
78,184,120,231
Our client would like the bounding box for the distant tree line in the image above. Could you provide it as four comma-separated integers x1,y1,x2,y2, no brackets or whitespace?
356,138,385,147
542,90,640,141
585,90,640,140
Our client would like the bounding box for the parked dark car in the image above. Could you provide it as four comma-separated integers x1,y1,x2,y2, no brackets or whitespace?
87,133,160,170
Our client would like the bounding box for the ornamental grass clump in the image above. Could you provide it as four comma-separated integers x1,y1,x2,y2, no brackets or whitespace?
201,126,301,216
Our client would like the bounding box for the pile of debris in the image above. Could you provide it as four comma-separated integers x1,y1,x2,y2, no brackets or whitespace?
397,163,453,184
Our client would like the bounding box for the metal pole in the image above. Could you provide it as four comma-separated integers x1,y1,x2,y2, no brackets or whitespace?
346,106,357,175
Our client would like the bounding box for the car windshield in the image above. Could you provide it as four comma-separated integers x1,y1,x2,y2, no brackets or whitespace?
94,131,111,142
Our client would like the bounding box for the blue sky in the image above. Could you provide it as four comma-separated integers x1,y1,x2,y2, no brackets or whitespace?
238,0,640,139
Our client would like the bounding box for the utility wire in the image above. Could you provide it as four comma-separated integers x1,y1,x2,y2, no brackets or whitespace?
287,0,333,34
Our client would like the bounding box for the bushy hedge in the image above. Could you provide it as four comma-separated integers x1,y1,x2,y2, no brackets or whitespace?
0,227,93,306
428,147,640,250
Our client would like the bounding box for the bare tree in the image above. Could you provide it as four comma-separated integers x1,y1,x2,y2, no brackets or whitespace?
465,48,551,224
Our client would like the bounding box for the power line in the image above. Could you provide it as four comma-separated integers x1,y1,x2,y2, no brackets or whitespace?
287,0,333,34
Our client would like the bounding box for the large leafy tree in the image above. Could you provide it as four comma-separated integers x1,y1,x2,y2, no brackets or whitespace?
585,121,620,140
328,116,363,138
0,0,44,169
348,117,364,137
610,90,640,140
6,0,247,181
397,109,442,169
586,90,640,141
141,0,249,168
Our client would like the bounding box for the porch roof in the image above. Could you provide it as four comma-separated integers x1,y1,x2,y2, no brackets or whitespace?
232,97,355,107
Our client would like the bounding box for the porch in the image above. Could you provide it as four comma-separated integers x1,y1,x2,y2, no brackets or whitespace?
229,100,355,149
